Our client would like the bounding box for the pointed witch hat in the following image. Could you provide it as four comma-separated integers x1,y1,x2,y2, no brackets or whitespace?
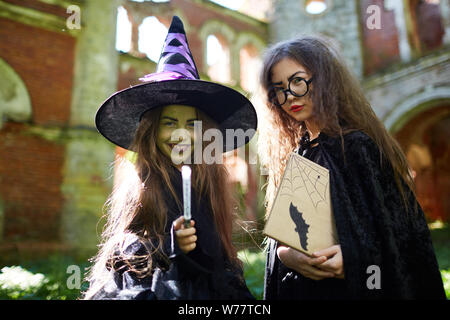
95,16,257,152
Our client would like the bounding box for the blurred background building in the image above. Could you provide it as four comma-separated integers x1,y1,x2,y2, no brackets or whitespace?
0,0,449,266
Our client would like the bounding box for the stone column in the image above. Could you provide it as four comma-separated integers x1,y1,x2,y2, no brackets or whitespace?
60,133,115,255
440,0,450,45
128,11,144,56
63,0,119,255
230,46,241,87
269,0,303,42
70,0,120,127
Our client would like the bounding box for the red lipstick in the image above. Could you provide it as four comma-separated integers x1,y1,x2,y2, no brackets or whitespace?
290,105,304,112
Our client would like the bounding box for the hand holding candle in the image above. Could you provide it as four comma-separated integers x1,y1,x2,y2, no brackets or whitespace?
181,165,191,228
173,216,196,254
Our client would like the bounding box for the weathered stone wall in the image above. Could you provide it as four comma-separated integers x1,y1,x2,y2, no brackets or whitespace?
268,0,450,221
0,0,270,262
60,130,115,254
360,0,401,75
0,17,74,125
269,0,364,78
363,50,450,129
70,0,120,127
0,0,119,262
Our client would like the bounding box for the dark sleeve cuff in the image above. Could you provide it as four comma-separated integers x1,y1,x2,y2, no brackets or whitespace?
168,223,214,276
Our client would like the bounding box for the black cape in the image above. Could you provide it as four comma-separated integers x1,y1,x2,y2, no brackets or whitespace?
264,131,446,300
90,168,254,300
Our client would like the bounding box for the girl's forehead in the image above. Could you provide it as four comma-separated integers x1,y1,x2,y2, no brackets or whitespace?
160,104,197,117
270,58,309,83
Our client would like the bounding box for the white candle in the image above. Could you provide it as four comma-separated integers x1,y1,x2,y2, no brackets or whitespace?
181,165,191,227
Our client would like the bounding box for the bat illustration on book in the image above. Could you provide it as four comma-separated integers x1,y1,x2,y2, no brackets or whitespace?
264,153,338,255
289,202,309,251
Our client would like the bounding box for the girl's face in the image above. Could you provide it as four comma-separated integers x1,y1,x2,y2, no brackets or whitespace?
156,104,198,166
270,58,315,124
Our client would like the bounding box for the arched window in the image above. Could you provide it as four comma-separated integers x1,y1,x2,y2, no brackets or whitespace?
0,58,32,128
206,34,231,83
138,16,168,62
305,0,329,15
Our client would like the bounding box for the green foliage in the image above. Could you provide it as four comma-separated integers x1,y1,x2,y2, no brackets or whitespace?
430,223,450,299
0,266,48,299
430,224,450,269
441,269,450,299
238,249,266,300
0,255,89,300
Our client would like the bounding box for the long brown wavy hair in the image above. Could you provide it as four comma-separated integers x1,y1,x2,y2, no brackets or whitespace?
258,35,414,215
83,106,240,299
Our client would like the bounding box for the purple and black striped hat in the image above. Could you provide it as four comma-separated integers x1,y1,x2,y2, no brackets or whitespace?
95,16,257,152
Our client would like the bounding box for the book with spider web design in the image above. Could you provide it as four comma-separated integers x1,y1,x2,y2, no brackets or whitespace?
263,152,338,256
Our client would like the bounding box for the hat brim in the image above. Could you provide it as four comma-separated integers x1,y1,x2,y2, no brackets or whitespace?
95,79,258,152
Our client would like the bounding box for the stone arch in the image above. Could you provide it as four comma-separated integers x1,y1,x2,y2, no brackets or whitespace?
198,20,236,79
234,32,265,55
0,58,32,129
384,86,450,133
393,98,450,222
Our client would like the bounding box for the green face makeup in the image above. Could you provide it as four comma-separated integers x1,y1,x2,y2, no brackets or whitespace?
156,105,198,166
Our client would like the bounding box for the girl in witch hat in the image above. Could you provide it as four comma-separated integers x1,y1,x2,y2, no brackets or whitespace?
83,16,257,300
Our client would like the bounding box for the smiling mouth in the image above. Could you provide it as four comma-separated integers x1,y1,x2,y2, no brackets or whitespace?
168,143,191,153
290,105,304,112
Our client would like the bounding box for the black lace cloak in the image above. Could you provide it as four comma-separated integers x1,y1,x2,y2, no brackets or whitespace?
264,131,446,300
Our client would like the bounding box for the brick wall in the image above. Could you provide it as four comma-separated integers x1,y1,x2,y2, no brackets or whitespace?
415,0,445,52
0,123,65,242
2,0,68,18
0,18,75,125
360,0,400,75
0,14,75,258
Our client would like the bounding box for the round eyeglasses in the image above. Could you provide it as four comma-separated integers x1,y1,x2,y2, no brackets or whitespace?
268,72,313,107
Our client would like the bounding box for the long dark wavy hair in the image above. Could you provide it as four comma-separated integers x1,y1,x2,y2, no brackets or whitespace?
83,107,240,299
258,35,414,214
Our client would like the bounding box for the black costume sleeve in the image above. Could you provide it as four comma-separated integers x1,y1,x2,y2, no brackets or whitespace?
325,132,445,299
92,228,218,300
88,233,156,300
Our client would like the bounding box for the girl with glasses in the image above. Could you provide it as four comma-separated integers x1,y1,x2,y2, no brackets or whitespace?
258,36,445,299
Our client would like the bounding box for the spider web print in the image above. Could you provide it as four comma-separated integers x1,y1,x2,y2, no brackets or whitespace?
280,154,329,208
